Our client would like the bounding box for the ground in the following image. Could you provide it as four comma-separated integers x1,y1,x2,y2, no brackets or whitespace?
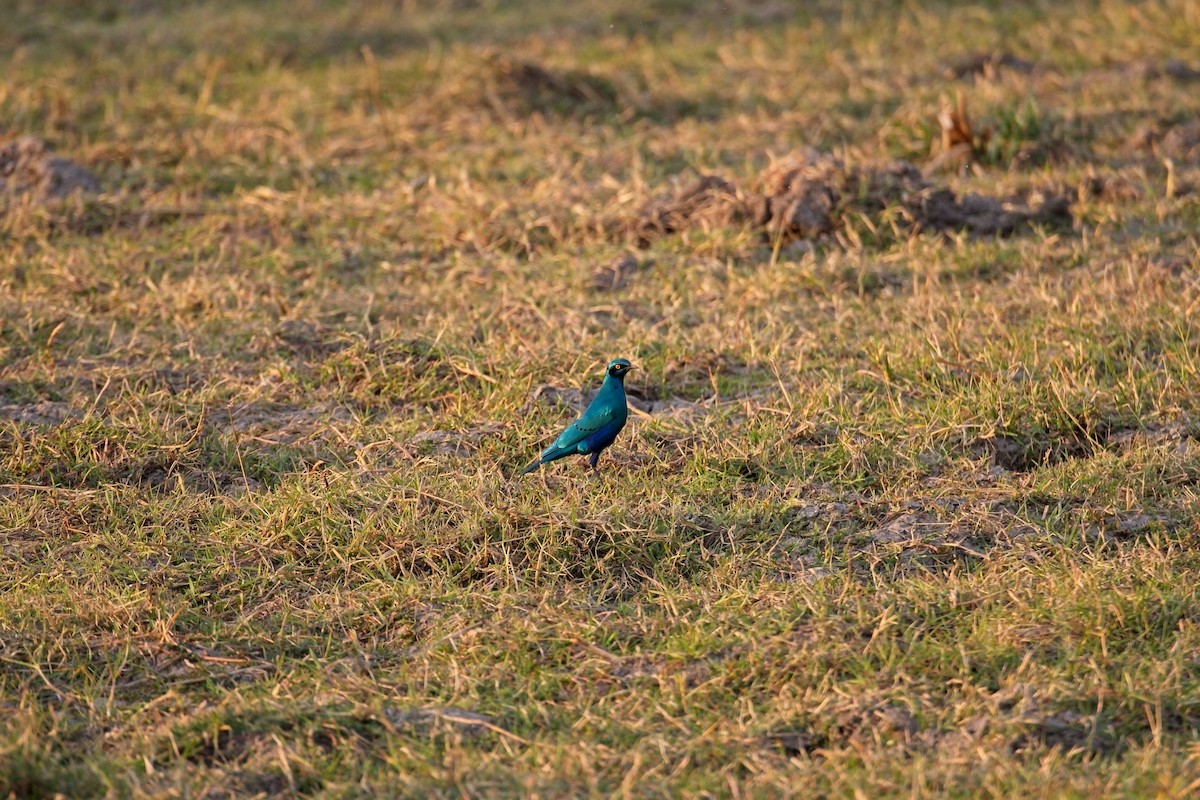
2,0,1200,797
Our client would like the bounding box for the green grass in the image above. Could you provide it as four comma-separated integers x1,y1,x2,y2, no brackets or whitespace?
3,0,1200,796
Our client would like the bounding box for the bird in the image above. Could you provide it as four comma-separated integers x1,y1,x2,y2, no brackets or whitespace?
521,358,635,475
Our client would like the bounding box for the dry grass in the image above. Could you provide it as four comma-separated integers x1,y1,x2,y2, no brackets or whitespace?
3,0,1200,797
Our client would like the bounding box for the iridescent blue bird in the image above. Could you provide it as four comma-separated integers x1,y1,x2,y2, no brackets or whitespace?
521,358,635,475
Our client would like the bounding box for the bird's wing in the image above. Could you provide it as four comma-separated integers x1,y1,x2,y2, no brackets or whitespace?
550,405,616,451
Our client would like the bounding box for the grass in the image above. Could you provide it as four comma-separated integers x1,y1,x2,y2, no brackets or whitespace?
2,0,1200,796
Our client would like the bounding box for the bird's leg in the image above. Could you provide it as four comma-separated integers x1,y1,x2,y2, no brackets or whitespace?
588,451,601,471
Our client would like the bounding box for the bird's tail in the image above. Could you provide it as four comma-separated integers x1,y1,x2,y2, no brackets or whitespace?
520,445,569,475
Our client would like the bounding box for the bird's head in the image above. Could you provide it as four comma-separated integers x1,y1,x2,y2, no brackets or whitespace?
607,358,635,380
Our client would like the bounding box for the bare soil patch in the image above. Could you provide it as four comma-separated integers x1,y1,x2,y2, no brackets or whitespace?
0,136,100,203
943,51,1037,80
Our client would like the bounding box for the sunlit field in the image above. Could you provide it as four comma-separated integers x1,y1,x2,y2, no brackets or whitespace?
3,1,1200,796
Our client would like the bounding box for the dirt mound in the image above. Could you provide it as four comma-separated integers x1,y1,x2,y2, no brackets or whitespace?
0,136,100,202
486,54,618,115
631,149,1071,247
913,186,1070,236
632,174,744,245
752,154,926,238
1129,120,1200,162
